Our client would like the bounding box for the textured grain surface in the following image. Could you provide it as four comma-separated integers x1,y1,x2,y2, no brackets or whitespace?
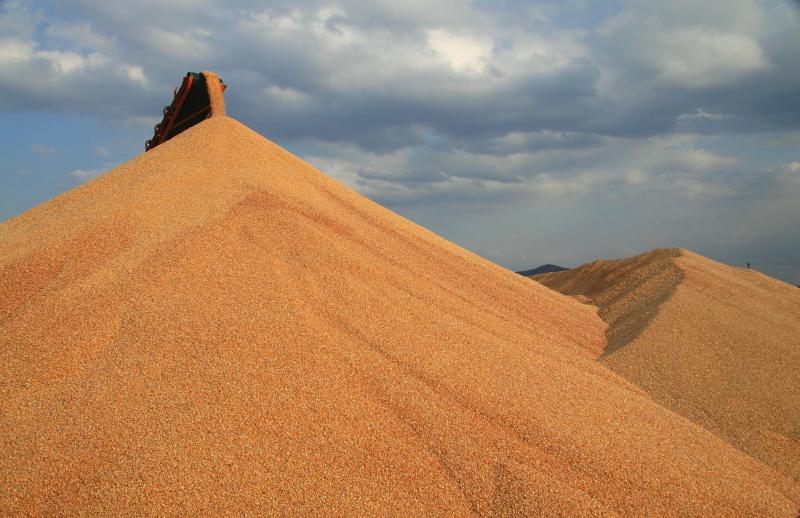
1,120,798,516
536,248,800,486
535,249,684,357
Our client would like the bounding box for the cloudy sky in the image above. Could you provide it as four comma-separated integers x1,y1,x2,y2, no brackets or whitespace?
2,0,799,284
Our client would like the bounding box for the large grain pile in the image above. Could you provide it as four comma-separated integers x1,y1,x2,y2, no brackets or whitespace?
1,120,798,516
535,248,800,485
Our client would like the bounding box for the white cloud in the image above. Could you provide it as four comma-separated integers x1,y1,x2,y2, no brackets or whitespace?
654,29,768,88
0,33,108,76
305,131,746,206
45,21,116,51
626,169,647,185
529,171,606,198
67,169,104,182
31,144,58,158
144,27,210,59
771,161,800,189
499,31,587,77
0,38,34,63
426,30,494,75
599,0,771,93
120,64,147,86
0,3,149,114
40,49,107,74
341,0,472,26
0,35,124,82
670,148,739,173
677,109,724,122
260,85,311,110
780,161,800,173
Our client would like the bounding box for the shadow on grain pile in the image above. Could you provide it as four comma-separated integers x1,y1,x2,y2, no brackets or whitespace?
535,248,684,356
535,247,800,488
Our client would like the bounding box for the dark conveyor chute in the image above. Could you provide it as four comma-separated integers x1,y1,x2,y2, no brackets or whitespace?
145,72,227,151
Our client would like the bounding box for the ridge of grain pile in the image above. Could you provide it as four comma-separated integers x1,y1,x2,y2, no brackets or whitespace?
1,119,798,516
534,247,800,486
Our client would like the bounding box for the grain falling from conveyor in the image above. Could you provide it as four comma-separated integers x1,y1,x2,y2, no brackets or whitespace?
202,70,226,117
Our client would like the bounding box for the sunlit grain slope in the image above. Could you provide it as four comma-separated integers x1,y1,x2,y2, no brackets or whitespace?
2,120,797,516
535,248,800,485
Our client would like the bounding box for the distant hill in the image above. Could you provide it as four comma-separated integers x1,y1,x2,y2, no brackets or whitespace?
516,264,568,276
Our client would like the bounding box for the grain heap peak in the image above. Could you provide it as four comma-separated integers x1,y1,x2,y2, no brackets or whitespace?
145,70,227,152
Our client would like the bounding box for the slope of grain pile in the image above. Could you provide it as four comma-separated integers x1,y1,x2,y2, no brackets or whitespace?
1,119,798,516
535,248,800,485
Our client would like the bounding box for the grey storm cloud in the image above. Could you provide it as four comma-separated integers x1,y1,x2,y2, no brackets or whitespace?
5,0,798,147
1,0,799,281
